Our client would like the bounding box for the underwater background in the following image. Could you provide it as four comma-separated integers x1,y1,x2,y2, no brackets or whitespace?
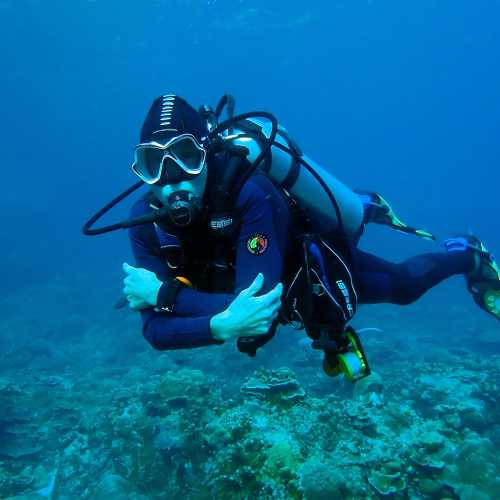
1,0,499,498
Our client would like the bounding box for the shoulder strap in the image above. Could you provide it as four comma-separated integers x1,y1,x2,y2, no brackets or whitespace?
208,150,254,236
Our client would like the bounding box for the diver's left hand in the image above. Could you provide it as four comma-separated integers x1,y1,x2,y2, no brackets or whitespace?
122,262,162,310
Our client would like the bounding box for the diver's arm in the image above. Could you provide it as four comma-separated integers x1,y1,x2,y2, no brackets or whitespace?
230,174,290,355
128,223,224,349
231,174,290,294
140,275,281,349
209,175,288,346
139,309,222,350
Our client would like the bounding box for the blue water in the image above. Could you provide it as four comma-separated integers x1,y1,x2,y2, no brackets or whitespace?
2,0,499,286
1,1,499,498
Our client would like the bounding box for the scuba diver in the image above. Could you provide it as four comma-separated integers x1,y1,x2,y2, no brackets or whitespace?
83,93,500,381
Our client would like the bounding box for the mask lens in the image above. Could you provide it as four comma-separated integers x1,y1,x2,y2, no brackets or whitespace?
168,137,205,172
134,146,165,182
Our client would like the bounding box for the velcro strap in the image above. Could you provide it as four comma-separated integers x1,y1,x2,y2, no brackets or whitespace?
156,278,186,312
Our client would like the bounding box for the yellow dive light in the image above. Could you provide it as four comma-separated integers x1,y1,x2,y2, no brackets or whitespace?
322,329,370,382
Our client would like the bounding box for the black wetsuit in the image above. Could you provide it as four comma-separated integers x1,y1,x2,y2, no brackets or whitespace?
130,173,473,351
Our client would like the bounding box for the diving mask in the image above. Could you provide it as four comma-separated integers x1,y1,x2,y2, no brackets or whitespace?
132,134,207,185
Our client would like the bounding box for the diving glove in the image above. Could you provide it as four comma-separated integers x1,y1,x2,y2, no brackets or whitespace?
357,191,436,241
445,236,500,321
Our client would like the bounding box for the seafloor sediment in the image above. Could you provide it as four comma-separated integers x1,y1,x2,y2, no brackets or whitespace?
1,276,499,499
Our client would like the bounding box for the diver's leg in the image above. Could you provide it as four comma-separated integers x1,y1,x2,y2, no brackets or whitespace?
351,248,473,305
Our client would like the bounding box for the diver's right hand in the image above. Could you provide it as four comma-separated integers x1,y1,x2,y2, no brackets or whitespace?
210,273,283,342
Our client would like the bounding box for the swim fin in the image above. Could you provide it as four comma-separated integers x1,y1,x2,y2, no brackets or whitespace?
445,235,500,321
357,191,436,241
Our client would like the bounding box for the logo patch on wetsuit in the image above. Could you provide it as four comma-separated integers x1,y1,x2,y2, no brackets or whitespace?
247,234,268,255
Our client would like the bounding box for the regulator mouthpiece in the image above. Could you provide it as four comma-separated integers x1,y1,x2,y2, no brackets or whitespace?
167,191,203,227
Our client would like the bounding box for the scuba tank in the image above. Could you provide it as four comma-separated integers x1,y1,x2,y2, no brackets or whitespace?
222,118,364,236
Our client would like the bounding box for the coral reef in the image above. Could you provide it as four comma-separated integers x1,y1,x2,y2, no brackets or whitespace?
3,350,500,498
240,367,306,405
1,281,500,499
